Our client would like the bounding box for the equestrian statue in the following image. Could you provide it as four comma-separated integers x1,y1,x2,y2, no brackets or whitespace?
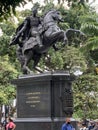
10,6,85,74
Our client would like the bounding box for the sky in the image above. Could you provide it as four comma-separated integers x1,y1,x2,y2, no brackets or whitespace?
89,0,98,12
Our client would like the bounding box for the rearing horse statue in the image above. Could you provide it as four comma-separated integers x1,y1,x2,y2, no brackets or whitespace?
10,9,85,74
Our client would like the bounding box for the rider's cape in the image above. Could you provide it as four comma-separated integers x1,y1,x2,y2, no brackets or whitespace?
10,17,31,46
18,17,30,37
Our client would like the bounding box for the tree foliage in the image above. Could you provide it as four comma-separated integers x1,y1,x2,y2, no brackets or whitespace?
41,46,87,72
0,0,28,20
73,74,98,119
0,55,18,104
64,1,98,119
79,11,98,65
0,19,19,106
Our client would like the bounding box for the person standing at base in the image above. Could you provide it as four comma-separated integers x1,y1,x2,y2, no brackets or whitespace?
62,117,74,130
6,117,16,130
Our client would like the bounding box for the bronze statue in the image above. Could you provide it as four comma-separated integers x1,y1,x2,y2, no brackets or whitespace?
10,7,85,74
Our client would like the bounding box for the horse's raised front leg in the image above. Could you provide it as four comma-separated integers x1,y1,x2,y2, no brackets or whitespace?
22,50,33,74
65,28,86,38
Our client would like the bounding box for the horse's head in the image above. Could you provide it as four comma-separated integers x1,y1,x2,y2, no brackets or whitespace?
52,10,63,22
44,9,63,23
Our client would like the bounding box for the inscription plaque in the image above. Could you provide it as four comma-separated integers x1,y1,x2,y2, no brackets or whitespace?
17,82,51,118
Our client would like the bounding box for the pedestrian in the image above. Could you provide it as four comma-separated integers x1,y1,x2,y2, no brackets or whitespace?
92,122,98,130
2,117,8,130
0,123,2,130
6,117,16,130
80,123,88,130
88,121,95,130
61,117,74,130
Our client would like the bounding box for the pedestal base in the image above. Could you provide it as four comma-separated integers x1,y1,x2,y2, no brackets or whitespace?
15,118,77,130
12,72,76,130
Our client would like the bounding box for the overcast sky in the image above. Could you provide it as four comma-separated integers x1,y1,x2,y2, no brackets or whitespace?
90,0,98,12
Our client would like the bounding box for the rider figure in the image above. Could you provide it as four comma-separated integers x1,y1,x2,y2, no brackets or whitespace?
10,4,42,48
28,5,43,47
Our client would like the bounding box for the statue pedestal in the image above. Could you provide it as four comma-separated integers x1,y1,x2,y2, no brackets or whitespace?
12,72,76,130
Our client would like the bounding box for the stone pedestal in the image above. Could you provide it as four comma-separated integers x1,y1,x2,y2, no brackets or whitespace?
12,72,76,130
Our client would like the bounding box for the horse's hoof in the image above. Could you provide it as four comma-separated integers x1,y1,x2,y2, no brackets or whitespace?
29,71,34,75
22,69,28,74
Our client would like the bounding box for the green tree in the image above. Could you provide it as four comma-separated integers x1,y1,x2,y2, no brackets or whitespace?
0,55,18,118
80,12,98,65
0,17,19,118
73,74,98,119
0,0,28,19
58,2,98,119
